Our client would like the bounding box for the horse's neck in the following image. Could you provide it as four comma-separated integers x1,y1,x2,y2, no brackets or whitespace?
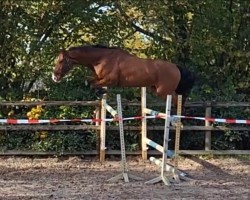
68,47,108,66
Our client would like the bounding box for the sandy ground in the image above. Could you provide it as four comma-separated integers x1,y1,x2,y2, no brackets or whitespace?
0,155,249,200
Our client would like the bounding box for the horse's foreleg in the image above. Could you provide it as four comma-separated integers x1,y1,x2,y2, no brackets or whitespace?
171,92,184,128
91,76,119,88
91,78,109,88
90,78,109,99
149,86,157,94
95,87,108,98
86,76,99,88
171,93,178,108
86,76,95,82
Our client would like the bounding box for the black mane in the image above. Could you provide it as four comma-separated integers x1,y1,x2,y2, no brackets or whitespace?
68,44,122,52
91,44,118,49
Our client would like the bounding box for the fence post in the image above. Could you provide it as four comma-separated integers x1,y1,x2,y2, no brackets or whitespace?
205,104,212,151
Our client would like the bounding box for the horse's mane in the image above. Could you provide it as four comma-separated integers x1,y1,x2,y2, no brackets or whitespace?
91,44,119,49
68,44,128,53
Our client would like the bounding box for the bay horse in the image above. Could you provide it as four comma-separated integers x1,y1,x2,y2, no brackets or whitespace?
52,44,195,106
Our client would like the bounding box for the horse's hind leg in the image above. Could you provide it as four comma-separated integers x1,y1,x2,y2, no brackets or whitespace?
155,87,182,126
170,93,179,127
171,92,186,128
154,86,174,102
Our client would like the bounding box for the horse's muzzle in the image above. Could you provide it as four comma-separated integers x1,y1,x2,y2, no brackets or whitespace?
52,73,61,83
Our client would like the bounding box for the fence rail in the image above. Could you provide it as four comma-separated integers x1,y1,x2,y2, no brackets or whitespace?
0,100,100,107
1,125,248,131
1,100,250,107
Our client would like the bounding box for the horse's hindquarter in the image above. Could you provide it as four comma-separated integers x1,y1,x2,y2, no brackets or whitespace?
156,61,181,90
147,60,181,102
117,56,159,87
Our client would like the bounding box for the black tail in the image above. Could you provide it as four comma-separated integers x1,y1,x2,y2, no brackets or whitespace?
175,65,196,105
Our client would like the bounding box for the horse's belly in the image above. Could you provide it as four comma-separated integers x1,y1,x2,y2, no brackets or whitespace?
119,75,154,87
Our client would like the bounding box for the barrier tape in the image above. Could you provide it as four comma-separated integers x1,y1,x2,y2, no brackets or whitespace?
172,115,250,124
0,114,249,124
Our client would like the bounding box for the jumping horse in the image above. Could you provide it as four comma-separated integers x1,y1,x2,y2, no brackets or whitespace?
52,44,195,106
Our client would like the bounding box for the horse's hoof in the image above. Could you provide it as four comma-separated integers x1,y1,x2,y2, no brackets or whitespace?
170,121,183,128
95,88,108,99
170,117,183,128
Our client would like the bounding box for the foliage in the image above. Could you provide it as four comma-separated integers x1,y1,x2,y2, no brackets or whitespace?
0,131,96,153
0,0,249,152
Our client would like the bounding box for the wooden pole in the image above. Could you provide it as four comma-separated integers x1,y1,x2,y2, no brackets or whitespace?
95,105,101,159
100,93,107,162
173,95,182,183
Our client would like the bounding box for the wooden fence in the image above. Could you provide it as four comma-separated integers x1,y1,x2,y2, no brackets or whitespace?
0,100,249,156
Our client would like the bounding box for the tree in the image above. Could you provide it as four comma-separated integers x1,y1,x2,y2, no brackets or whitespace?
0,0,249,152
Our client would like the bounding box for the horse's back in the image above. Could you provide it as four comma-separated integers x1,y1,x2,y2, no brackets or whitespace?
113,54,181,89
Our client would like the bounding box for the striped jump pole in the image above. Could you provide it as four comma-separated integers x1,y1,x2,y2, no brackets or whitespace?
104,103,118,118
145,138,174,158
143,108,166,119
149,157,186,176
107,94,143,183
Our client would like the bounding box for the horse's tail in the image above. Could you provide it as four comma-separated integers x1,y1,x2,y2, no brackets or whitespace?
175,65,196,104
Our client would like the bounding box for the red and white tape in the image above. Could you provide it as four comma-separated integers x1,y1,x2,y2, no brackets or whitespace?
0,115,249,124
172,115,250,124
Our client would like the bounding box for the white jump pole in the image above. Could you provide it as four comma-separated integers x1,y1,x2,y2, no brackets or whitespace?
141,87,147,160
145,95,172,185
107,94,143,183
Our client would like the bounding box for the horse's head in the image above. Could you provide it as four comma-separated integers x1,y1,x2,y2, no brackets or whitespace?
52,50,73,83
